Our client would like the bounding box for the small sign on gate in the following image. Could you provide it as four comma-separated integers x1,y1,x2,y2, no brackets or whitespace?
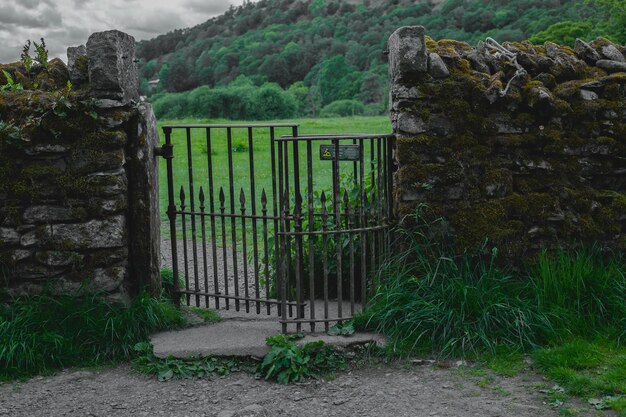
319,144,360,161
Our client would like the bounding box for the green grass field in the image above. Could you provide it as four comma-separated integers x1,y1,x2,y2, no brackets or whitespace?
157,116,392,240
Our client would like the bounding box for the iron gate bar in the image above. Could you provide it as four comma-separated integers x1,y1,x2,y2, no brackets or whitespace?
206,128,220,310
161,123,300,128
226,127,239,311
162,128,180,307
276,134,397,141
247,127,261,314
276,225,389,236
173,211,279,221
359,138,367,307
306,140,316,332
332,139,343,321
269,127,279,315
176,289,302,306
185,128,201,307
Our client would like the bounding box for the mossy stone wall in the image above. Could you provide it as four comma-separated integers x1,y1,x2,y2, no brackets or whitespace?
388,26,626,262
0,30,159,301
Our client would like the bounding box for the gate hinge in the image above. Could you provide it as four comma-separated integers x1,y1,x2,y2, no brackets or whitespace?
155,144,173,159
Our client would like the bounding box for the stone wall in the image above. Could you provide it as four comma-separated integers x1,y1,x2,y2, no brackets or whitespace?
0,30,160,301
388,26,626,262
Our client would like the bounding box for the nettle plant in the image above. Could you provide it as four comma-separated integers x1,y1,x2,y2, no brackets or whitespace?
261,168,382,300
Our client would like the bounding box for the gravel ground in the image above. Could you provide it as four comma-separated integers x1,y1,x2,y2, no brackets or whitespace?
0,362,582,417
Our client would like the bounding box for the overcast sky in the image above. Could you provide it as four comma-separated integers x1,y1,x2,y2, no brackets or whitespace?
0,0,248,63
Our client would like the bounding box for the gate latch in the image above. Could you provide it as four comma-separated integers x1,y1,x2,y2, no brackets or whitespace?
154,144,173,159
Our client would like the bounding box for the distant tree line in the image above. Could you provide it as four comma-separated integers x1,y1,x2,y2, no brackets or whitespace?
151,75,384,119
138,0,623,120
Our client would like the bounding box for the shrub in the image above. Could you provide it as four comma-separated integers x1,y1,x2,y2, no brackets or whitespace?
248,83,297,120
320,100,365,117
152,92,188,119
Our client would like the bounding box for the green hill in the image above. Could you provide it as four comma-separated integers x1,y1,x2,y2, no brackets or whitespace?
138,0,621,120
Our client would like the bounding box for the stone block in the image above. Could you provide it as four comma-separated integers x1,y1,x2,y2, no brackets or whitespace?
596,59,626,73
23,206,75,224
35,251,83,267
391,84,423,100
397,113,427,134
388,26,427,83
90,266,126,292
600,44,625,62
85,169,128,196
21,216,125,249
574,39,601,65
71,148,125,174
87,30,139,103
428,53,450,79
0,228,20,246
67,45,88,85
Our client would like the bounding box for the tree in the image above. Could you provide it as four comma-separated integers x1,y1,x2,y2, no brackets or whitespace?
358,73,385,105
529,21,595,46
317,56,358,105
591,0,626,43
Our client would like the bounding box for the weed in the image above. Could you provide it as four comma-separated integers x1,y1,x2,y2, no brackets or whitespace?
189,307,222,323
1,70,24,92
492,386,511,396
328,320,355,336
21,41,33,72
33,38,48,69
232,139,248,152
256,334,347,384
541,384,568,408
608,397,626,416
161,267,184,303
132,342,242,381
0,121,25,147
559,405,581,416
0,290,185,379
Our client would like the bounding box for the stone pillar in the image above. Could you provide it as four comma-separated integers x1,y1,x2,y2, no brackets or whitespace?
84,30,160,296
388,26,429,137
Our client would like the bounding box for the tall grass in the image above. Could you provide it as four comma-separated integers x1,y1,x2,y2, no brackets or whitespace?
357,211,626,357
530,246,626,336
0,290,185,379
356,215,553,357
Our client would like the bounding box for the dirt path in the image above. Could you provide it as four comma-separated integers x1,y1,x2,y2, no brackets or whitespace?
0,363,576,417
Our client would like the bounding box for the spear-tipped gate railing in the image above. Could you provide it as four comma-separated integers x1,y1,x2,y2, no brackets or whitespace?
160,124,395,333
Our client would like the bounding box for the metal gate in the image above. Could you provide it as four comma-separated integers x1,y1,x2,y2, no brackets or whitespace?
160,124,395,333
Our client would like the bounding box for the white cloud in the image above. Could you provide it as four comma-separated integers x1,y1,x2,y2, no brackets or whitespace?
0,0,247,63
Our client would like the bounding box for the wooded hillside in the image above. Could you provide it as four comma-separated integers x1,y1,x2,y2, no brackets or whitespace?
138,0,624,119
